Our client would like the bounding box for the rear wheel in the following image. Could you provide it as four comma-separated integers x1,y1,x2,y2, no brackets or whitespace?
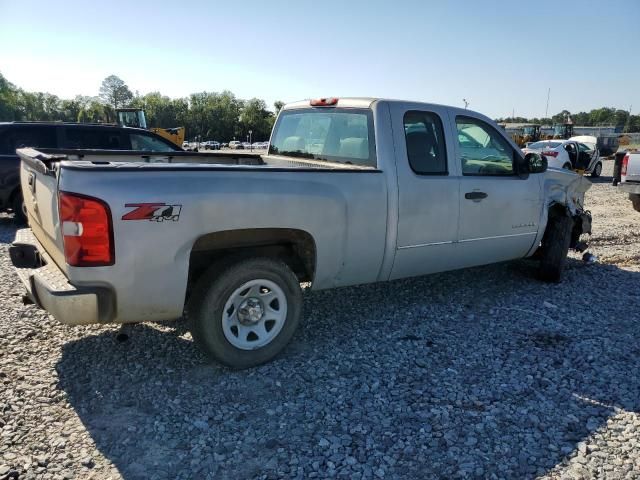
591,162,602,178
538,210,573,283
631,194,640,213
188,257,302,369
562,162,572,170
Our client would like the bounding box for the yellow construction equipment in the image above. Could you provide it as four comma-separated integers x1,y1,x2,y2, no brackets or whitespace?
116,108,185,148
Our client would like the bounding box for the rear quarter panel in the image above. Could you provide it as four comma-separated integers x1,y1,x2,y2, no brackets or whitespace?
59,165,388,323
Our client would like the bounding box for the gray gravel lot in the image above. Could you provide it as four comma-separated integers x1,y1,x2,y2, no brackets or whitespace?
1,160,639,479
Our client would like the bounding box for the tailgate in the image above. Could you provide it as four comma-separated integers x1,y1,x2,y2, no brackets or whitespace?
17,148,67,271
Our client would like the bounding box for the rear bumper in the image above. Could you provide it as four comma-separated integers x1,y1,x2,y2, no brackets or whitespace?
10,229,115,325
620,182,640,195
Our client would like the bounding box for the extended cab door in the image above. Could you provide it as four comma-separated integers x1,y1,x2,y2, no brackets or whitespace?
453,115,543,265
389,104,461,279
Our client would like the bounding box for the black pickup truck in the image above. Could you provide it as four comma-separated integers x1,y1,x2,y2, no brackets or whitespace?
0,122,181,221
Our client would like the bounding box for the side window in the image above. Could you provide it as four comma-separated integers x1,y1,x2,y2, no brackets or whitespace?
403,111,447,175
63,128,125,149
1,126,57,154
129,133,177,152
456,117,515,176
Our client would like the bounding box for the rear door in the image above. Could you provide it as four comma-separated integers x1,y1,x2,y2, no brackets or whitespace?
389,104,461,279
453,115,542,265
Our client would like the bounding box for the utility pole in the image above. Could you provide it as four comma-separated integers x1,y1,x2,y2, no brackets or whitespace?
545,88,550,119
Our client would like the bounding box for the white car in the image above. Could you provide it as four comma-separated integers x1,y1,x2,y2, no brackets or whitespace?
523,138,602,177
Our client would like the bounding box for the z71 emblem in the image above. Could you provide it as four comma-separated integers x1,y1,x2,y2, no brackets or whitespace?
122,203,182,222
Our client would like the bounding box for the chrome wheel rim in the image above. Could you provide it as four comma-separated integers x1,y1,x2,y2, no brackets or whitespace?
221,279,287,350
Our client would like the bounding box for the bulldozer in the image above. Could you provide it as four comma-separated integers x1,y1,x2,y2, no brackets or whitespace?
500,123,541,147
552,123,574,140
116,108,185,148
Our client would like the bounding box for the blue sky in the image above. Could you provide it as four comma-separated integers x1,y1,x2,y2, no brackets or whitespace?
1,0,638,118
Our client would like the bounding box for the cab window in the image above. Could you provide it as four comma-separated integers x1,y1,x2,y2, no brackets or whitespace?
269,108,376,167
62,127,124,149
456,117,515,176
129,133,178,151
0,126,58,155
403,111,447,175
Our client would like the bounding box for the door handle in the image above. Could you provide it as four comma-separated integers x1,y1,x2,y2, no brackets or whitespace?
465,191,488,200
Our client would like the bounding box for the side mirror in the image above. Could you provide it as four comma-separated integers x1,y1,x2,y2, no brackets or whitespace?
524,152,547,174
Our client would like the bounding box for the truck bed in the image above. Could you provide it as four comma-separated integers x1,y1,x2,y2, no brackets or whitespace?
31,148,377,171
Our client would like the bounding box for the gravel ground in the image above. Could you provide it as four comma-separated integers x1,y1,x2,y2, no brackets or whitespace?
1,160,639,480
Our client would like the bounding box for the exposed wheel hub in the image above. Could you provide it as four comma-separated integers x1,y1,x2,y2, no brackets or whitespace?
237,297,264,325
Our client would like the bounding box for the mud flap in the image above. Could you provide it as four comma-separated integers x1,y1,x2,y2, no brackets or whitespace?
570,210,592,251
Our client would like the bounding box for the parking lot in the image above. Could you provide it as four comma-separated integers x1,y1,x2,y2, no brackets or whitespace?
0,160,639,479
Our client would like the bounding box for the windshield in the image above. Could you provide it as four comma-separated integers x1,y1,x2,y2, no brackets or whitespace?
269,108,376,167
523,126,537,135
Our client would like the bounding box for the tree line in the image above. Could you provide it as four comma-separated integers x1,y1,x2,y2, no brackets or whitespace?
2,71,639,136
496,107,640,133
0,73,283,141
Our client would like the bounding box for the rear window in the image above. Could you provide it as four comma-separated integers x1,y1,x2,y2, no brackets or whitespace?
529,141,561,149
269,108,376,167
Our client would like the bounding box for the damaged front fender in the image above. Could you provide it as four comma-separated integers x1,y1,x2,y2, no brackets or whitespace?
543,169,592,215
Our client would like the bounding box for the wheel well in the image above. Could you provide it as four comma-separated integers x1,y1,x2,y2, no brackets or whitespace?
187,228,316,292
9,186,21,203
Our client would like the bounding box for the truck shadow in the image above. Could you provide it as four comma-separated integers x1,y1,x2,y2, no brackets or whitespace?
55,257,640,479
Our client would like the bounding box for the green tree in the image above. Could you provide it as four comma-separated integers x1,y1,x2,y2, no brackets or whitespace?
78,98,110,123
240,98,274,141
273,100,285,114
99,75,133,109
0,72,22,120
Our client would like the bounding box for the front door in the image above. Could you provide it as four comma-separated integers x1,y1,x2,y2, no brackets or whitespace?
454,115,543,266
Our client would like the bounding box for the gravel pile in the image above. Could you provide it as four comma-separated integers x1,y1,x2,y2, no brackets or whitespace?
1,160,639,479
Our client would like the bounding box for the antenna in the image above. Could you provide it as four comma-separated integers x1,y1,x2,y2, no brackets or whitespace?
463,98,469,109
545,88,550,119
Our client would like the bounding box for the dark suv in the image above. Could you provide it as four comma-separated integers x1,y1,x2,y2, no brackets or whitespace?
0,122,181,222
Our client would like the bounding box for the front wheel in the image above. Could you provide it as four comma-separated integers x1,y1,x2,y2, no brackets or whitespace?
538,211,573,283
188,257,302,368
591,162,602,178
631,194,640,213
12,193,27,224
562,162,572,170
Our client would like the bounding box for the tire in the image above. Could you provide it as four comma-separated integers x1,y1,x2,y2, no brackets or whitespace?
562,162,572,170
631,194,640,213
188,257,302,369
590,162,602,178
11,192,27,225
538,211,573,283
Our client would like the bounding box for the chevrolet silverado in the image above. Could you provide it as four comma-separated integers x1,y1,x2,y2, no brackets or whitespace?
11,98,592,368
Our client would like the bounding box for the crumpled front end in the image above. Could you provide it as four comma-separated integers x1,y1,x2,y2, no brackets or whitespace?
543,169,593,252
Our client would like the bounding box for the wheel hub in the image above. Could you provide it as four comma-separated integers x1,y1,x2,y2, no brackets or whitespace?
237,297,264,325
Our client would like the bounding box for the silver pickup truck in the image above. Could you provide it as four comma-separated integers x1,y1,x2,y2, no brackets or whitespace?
620,151,640,212
11,98,592,368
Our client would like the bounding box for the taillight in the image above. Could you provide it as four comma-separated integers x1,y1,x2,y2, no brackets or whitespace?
58,191,114,267
543,150,559,157
310,97,338,107
621,154,630,178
